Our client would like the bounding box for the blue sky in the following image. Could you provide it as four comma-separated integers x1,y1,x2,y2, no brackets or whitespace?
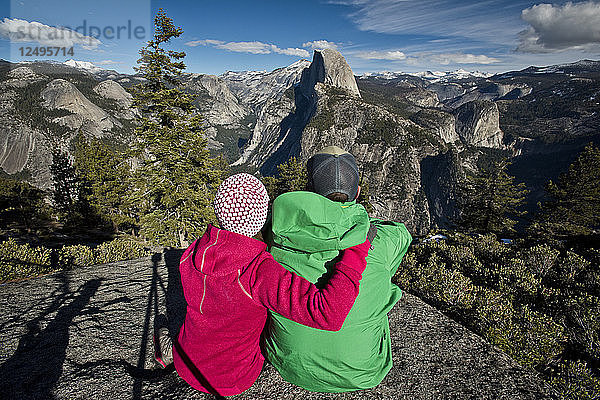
1,0,600,75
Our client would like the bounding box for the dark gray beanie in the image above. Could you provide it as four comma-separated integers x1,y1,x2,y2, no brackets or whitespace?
307,146,359,201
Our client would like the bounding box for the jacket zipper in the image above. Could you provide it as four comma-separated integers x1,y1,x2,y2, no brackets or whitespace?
199,229,220,314
237,269,253,300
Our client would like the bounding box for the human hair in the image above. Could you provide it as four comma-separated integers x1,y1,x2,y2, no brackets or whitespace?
326,192,349,203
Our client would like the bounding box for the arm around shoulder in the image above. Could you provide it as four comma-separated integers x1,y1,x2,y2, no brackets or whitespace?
239,240,370,331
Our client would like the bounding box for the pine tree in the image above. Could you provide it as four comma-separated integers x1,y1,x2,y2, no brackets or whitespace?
263,157,308,201
128,9,226,247
50,149,80,216
529,143,600,240
49,148,94,228
73,133,134,232
457,159,528,236
0,177,49,235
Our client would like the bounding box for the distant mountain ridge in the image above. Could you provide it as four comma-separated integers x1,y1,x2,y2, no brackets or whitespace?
0,56,598,233
362,69,493,83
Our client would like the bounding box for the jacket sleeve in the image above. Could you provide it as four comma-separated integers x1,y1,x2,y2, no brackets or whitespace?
370,219,412,276
242,239,370,331
388,223,412,276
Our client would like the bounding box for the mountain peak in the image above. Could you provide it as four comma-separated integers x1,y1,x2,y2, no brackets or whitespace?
63,59,104,73
298,49,361,98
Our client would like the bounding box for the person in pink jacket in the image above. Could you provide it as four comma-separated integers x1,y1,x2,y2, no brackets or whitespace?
153,173,371,396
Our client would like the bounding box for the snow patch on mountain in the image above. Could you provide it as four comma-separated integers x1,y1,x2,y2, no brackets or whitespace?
64,59,105,73
362,69,493,83
220,59,310,113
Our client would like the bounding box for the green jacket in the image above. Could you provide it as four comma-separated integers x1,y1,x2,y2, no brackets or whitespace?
263,191,412,392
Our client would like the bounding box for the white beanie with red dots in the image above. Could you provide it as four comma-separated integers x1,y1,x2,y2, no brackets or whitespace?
213,173,269,238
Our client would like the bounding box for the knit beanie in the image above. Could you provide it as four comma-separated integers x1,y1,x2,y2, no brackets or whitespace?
307,146,360,201
213,173,269,238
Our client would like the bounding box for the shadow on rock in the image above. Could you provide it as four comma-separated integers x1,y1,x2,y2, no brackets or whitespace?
131,249,187,400
0,274,102,399
163,249,186,335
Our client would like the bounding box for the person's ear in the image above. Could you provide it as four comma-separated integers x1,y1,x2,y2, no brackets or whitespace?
354,185,361,200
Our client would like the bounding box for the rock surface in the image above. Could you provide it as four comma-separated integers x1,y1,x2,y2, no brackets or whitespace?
0,123,35,174
0,254,557,399
0,82,53,186
298,49,361,98
411,109,460,144
454,100,504,148
93,79,137,119
41,78,117,136
181,73,247,128
4,66,46,88
222,60,310,113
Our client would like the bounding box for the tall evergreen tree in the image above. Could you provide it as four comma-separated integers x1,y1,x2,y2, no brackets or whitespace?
129,9,226,247
457,159,528,236
263,157,308,200
529,143,600,240
50,149,81,216
0,176,49,235
73,133,134,232
49,148,94,228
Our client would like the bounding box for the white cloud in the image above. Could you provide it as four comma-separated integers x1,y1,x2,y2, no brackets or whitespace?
517,1,600,53
355,50,406,60
0,18,101,50
185,38,309,57
185,39,224,47
428,53,500,65
273,46,310,57
97,59,119,65
351,48,499,65
217,41,273,54
332,0,526,45
302,40,339,50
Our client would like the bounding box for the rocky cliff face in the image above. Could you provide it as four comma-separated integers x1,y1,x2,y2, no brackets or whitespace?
230,50,520,232
181,60,311,159
222,60,310,112
4,66,46,88
179,73,250,151
0,62,136,188
41,79,119,136
454,100,504,148
411,109,460,144
235,49,363,172
181,73,247,128
298,50,361,98
298,83,438,232
93,79,137,120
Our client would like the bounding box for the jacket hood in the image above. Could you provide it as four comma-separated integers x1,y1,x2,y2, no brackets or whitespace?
271,191,369,252
193,224,267,276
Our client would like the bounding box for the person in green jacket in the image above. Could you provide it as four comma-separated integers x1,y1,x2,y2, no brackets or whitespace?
262,145,412,392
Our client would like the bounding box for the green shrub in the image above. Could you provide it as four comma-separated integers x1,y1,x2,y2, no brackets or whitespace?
473,287,516,340
512,305,566,368
0,239,53,282
395,232,600,398
1,237,149,283
94,238,149,264
559,294,600,360
57,244,96,268
551,360,600,400
555,251,592,290
523,244,559,279
501,258,541,301
58,238,150,268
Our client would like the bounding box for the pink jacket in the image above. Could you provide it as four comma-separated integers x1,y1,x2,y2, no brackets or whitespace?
172,224,369,396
